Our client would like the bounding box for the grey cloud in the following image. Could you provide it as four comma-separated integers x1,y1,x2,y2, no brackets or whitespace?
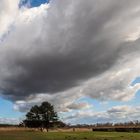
67,102,91,110
0,0,140,103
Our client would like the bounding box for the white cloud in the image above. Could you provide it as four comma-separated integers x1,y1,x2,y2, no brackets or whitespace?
126,27,140,41
64,105,140,124
0,117,20,125
0,0,19,39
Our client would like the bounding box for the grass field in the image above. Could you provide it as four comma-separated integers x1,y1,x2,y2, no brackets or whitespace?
0,131,140,140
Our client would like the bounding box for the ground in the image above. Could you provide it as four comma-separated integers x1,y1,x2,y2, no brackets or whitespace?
0,131,140,140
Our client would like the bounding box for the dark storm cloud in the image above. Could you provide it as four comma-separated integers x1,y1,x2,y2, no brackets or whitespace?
0,0,140,101
2,41,118,100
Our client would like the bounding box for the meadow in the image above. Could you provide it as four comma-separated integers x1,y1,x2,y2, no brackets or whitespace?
0,131,140,140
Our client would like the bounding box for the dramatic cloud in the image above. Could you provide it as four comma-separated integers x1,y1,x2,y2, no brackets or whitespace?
0,0,140,117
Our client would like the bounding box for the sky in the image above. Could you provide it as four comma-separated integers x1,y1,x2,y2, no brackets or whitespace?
0,0,140,125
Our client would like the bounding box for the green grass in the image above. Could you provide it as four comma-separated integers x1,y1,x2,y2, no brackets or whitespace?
0,131,140,140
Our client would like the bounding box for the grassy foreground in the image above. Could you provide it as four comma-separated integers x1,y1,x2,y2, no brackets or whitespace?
0,131,140,140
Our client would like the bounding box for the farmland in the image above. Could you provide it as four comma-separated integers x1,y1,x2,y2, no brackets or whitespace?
0,130,140,140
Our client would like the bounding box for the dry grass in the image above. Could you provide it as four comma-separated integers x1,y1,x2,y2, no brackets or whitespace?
50,128,92,132
0,127,92,132
0,127,34,131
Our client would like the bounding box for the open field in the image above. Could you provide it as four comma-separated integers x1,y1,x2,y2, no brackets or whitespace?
0,130,140,140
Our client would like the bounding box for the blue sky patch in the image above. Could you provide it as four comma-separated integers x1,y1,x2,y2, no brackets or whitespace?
19,0,49,8
0,97,24,119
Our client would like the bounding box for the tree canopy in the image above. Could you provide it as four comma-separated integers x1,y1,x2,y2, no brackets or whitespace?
23,101,62,128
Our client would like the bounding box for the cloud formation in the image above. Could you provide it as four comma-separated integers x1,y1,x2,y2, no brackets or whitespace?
67,102,92,110
0,0,140,118
0,117,20,125
0,0,19,39
64,105,140,124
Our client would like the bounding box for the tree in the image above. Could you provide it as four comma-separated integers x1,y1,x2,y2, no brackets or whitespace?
26,105,41,121
24,102,59,128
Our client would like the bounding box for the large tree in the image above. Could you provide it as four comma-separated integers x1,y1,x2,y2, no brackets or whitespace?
24,102,59,128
